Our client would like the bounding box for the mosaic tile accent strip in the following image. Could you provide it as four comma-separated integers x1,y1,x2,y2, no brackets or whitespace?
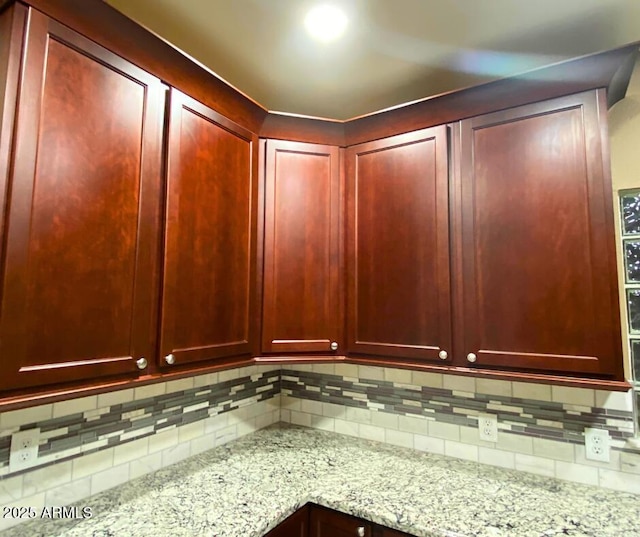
281,369,636,448
0,369,279,478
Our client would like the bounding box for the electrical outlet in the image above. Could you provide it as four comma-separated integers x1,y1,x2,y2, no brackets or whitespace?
584,427,610,462
478,414,498,442
9,428,40,472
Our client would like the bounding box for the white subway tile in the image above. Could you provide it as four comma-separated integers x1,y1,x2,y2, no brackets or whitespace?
97,389,134,409
399,415,428,435
237,418,257,437
445,440,478,462
515,454,555,477
512,382,551,402
0,405,53,430
280,409,291,423
476,379,512,398
130,452,162,480
620,451,640,474
598,468,640,494
161,442,191,467
281,397,301,411
72,449,114,480
52,396,97,418
334,364,359,379
385,430,413,449
218,368,243,382
322,403,346,419
215,425,237,446
595,390,633,412
134,383,166,400
334,419,359,437
113,437,149,466
359,424,385,442
0,492,45,532
300,400,323,415
411,371,443,389
345,407,372,424
0,474,22,504
555,461,598,486
358,366,385,381
459,426,495,448
498,432,533,454
204,414,229,434
193,372,219,388
428,421,460,441
166,377,194,394
45,477,90,506
414,434,445,455
311,415,335,432
178,421,205,443
372,411,399,430
148,428,179,454
91,463,130,495
190,433,216,456
443,375,475,393
532,438,574,462
551,386,595,407
312,363,335,375
290,411,311,427
479,447,515,469
385,368,412,385
22,461,72,497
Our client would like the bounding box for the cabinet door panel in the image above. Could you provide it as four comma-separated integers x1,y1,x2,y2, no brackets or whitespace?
262,140,341,354
161,89,257,367
458,91,622,376
346,126,451,361
265,506,309,537
0,12,164,391
310,506,371,537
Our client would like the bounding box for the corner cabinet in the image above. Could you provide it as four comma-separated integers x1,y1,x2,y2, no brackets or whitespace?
160,89,258,368
0,9,165,392
260,140,342,355
345,126,452,363
455,90,623,378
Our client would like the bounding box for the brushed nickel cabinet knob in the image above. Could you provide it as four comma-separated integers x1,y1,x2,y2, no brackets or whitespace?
438,350,448,360
467,352,477,363
330,341,338,351
136,357,147,369
165,353,175,365
357,527,365,537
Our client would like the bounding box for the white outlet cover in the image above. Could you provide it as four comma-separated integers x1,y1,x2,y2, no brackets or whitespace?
478,414,498,442
584,427,610,463
9,428,40,472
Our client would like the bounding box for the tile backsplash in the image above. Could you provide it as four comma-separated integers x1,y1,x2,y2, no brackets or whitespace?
280,364,640,494
1,362,639,533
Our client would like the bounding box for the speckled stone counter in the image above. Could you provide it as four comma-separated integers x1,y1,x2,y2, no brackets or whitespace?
2,424,639,537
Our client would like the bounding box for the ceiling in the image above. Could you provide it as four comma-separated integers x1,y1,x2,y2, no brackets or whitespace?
105,0,640,120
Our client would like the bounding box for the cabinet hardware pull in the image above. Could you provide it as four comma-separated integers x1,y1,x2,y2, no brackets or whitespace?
165,353,175,365
467,353,477,363
357,527,365,537
136,357,147,369
330,341,338,351
438,350,448,360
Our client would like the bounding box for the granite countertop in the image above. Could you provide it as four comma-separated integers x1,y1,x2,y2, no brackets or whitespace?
3,424,640,537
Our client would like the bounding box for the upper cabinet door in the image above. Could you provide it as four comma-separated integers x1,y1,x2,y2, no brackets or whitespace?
261,140,342,354
160,89,257,368
346,126,452,362
458,91,623,377
0,11,165,391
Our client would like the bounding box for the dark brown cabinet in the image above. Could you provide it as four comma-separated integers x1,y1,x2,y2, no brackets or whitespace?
265,505,415,537
261,140,342,354
455,91,623,377
160,89,258,368
265,505,309,537
0,9,165,391
345,126,452,363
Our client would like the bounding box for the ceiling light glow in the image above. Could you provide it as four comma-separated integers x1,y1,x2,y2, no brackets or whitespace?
304,4,348,42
